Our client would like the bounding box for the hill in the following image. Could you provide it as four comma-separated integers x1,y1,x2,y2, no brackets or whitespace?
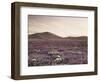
28,32,62,39
28,32,87,40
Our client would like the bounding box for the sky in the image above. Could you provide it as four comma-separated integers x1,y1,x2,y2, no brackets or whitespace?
28,15,88,37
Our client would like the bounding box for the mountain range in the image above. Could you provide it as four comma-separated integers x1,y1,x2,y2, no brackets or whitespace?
28,32,87,40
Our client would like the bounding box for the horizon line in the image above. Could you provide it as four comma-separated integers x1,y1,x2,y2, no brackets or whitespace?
28,31,87,38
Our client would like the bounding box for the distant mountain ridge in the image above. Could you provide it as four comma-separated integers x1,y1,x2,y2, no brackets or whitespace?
66,36,87,40
28,32,87,40
29,32,62,39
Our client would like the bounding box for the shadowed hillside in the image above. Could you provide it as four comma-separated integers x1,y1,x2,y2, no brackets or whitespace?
29,32,62,39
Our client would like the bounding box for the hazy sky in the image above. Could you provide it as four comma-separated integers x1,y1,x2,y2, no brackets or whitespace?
28,15,88,37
